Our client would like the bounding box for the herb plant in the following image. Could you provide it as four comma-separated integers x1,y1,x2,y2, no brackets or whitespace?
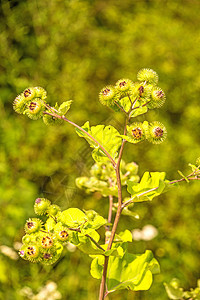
13,69,200,299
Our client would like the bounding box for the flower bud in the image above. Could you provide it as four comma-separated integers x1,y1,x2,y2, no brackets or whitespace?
24,98,45,120
40,234,54,249
130,83,152,103
23,87,35,101
148,87,166,109
115,79,134,98
57,230,69,242
19,244,41,262
127,122,146,143
13,94,27,114
99,86,117,106
24,218,42,234
34,87,47,101
47,204,61,217
34,198,51,215
41,243,63,265
147,121,167,144
137,68,158,85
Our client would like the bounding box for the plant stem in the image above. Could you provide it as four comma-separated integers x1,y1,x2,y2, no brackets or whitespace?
99,115,129,300
43,111,116,167
122,175,200,209
114,101,128,114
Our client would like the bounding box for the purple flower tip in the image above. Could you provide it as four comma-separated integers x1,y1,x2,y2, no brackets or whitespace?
20,250,25,256
35,198,41,204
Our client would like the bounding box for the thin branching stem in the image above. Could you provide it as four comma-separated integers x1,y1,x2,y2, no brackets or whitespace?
122,175,200,209
99,113,130,300
114,101,128,114
68,228,105,252
43,110,116,167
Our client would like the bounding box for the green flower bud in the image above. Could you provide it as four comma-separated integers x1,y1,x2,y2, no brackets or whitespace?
99,86,117,106
147,121,167,144
34,87,47,101
130,82,152,103
43,112,63,126
24,218,42,234
148,87,166,109
85,210,97,221
22,233,39,244
41,243,63,265
56,228,69,242
125,162,138,175
137,68,158,85
23,87,36,101
170,278,181,289
40,234,54,249
47,204,61,217
127,122,146,143
115,78,134,98
34,198,51,215
20,244,41,263
13,94,27,114
19,245,27,260
24,98,45,120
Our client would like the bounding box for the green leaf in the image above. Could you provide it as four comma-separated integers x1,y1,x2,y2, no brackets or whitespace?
90,255,105,279
68,231,80,245
78,233,105,255
177,170,189,183
75,122,122,162
79,210,107,233
45,217,56,232
130,106,148,118
90,250,160,293
118,230,132,242
57,208,86,227
121,207,140,219
127,172,167,202
58,100,72,115
104,246,124,258
120,96,131,112
188,163,200,174
164,282,184,299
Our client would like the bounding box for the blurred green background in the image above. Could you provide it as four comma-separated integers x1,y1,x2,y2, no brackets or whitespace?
0,0,200,299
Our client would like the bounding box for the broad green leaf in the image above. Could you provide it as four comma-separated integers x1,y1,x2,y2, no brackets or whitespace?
57,208,86,227
90,250,160,293
58,100,72,115
45,217,57,232
127,172,167,202
118,230,132,242
130,106,148,118
120,96,131,112
90,255,105,279
87,214,106,231
164,282,184,299
75,121,122,162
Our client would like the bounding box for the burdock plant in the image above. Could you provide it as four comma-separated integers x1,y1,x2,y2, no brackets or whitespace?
13,69,200,299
